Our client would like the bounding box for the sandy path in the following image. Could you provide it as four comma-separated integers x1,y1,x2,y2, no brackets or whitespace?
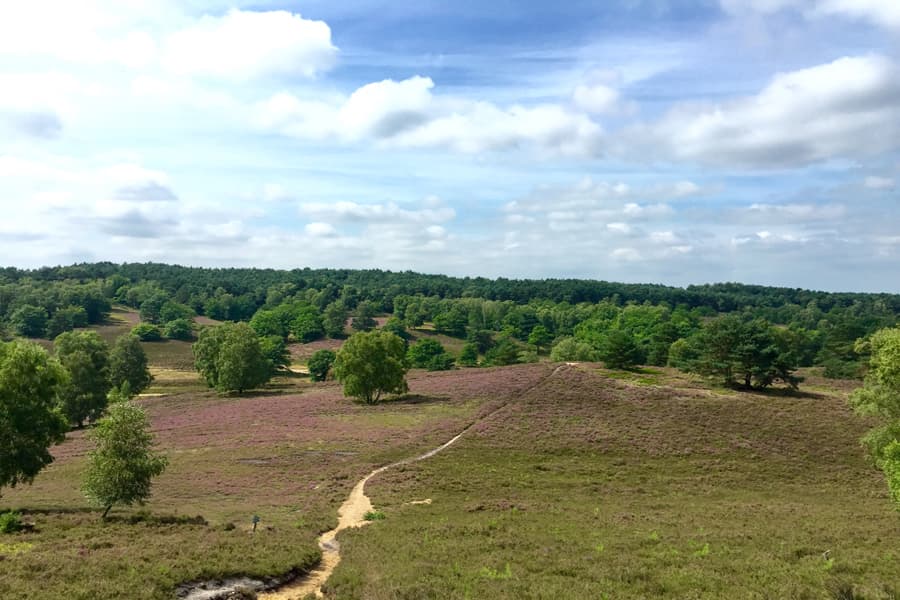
259,433,465,599
260,363,567,600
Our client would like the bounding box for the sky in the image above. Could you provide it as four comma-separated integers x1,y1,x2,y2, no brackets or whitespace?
1,0,899,292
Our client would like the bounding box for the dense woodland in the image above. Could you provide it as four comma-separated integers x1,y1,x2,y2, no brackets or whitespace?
1,262,898,382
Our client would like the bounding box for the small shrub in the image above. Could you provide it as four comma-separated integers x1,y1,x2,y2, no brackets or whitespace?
478,563,513,580
0,512,23,534
132,323,163,342
363,510,385,521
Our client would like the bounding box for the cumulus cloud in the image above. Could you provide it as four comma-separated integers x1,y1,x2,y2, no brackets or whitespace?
256,76,605,156
162,10,337,81
0,2,160,67
621,55,900,168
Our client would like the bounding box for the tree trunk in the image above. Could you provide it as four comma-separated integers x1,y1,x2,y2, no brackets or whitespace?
102,505,112,520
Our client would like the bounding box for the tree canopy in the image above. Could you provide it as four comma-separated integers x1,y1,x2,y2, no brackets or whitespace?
850,327,900,509
109,334,153,397
308,349,336,382
82,401,168,519
0,341,69,496
333,331,409,404
193,322,272,393
55,330,111,428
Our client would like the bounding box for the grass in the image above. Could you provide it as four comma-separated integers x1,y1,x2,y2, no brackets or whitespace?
0,360,549,599
324,365,900,599
3,328,898,599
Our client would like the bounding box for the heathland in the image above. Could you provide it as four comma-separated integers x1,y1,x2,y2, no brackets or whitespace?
1,265,899,599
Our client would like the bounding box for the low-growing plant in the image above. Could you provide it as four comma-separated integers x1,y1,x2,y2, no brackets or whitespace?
363,510,385,521
0,511,23,534
478,563,513,580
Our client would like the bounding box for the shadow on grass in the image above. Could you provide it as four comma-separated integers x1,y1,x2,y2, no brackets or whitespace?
9,507,208,527
371,393,452,406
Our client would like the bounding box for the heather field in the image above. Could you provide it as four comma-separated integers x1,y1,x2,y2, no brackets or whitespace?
2,346,899,599
0,357,550,599
329,366,900,599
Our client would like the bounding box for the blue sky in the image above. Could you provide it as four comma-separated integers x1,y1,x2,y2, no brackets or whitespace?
1,0,899,291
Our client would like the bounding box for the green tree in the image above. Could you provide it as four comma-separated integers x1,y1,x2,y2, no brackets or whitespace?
597,330,643,370
291,305,325,343
193,323,271,393
308,349,336,382
407,338,454,371
527,325,553,352
408,338,446,368
684,316,801,389
10,305,49,338
323,300,349,338
382,317,411,345
163,318,193,341
850,327,900,509
351,301,378,332
458,343,479,367
550,337,597,362
483,338,521,367
55,331,111,428
433,305,468,338
0,341,69,496
159,301,194,324
333,331,409,404
82,401,167,519
260,335,291,376
46,306,89,338
139,292,169,324
249,304,298,340
132,323,163,342
109,335,152,398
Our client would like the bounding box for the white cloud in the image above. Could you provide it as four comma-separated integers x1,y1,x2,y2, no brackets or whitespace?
720,0,900,28
256,76,605,156
743,202,846,221
299,200,455,224
865,176,895,190
0,1,162,67
572,83,622,115
305,222,338,237
622,55,900,167
815,0,900,29
162,10,337,81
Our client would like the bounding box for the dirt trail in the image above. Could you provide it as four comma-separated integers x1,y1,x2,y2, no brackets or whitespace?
260,363,567,600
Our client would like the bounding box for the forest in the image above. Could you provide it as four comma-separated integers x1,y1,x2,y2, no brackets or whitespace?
1,262,897,383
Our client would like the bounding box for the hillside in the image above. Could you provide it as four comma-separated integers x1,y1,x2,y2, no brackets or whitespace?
2,357,897,599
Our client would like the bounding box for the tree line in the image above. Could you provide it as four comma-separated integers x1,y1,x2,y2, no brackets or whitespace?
2,263,897,380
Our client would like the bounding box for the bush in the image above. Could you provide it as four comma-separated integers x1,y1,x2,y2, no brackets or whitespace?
407,339,448,368
308,349,336,382
550,337,597,362
132,323,163,342
163,319,193,341
0,511,23,534
427,352,455,371
483,338,520,366
458,343,479,367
